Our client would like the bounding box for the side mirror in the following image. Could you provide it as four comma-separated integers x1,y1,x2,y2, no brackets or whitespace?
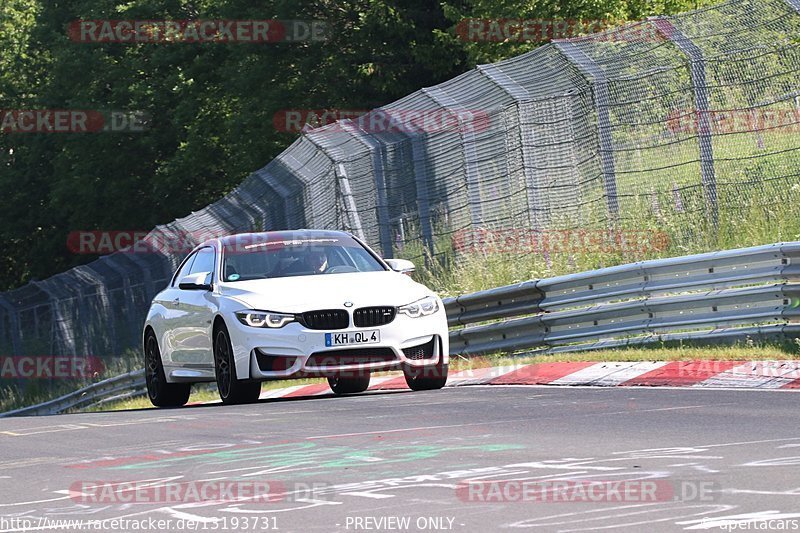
179,272,213,291
385,258,415,275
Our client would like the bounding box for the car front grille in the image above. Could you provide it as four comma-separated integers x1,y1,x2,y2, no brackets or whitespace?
402,337,437,360
353,306,396,327
299,309,349,330
306,348,397,367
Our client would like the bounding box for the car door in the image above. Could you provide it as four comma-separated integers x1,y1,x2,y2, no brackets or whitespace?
171,246,217,367
159,250,198,367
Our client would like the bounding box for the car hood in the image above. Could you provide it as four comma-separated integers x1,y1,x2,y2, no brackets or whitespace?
219,271,434,313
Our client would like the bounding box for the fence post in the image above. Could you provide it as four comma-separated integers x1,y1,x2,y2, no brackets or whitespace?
477,64,531,101
334,163,366,240
477,66,543,228
408,132,435,253
651,17,718,230
514,101,546,229
254,167,298,230
0,296,21,355
33,280,79,356
554,41,620,220
345,121,393,258
423,86,484,228
106,256,139,350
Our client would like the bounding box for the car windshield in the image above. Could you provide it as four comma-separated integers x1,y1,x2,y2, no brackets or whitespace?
221,235,386,281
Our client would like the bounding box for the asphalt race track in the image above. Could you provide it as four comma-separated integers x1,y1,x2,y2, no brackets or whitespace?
2,386,800,532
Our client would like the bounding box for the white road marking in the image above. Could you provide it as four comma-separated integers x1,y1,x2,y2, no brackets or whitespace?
548,362,664,386
339,491,394,499
304,419,519,440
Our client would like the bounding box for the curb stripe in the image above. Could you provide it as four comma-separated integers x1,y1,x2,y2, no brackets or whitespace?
259,385,307,399
489,362,595,385
621,360,743,387
450,365,519,386
198,360,800,404
369,375,408,390
698,361,800,389
548,362,663,386
579,361,671,386
283,383,331,398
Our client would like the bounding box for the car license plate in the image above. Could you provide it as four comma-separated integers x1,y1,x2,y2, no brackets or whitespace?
325,330,380,347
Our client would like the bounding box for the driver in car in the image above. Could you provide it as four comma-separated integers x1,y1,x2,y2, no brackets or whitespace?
307,249,328,273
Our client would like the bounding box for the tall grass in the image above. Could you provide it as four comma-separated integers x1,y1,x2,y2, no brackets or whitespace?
399,175,800,297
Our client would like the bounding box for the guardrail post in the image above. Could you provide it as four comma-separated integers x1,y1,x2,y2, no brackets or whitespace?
554,41,620,220
651,17,718,230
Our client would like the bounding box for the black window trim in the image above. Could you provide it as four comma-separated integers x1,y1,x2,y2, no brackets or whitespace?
171,250,198,287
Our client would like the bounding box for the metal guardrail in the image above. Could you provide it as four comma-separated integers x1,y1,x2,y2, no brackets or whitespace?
0,370,145,418
5,242,800,416
445,242,800,356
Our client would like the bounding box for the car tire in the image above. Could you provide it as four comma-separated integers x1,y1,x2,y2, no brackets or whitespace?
403,357,448,391
144,331,191,407
214,322,261,405
327,373,371,394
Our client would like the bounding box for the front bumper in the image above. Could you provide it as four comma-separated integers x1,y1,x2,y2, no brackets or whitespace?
226,311,449,380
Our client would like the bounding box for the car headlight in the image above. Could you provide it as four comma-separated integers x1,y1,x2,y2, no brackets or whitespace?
235,310,295,328
397,296,439,318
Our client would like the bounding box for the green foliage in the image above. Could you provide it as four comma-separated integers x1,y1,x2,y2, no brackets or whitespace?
0,0,469,290
0,0,726,291
435,0,718,65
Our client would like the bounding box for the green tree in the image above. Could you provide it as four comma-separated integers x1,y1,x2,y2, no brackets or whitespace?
0,0,720,290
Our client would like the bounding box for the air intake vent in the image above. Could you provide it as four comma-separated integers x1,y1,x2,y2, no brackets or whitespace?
353,306,396,327
402,337,436,360
299,309,349,330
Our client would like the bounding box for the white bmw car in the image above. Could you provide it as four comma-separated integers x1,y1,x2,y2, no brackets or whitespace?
143,230,449,406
